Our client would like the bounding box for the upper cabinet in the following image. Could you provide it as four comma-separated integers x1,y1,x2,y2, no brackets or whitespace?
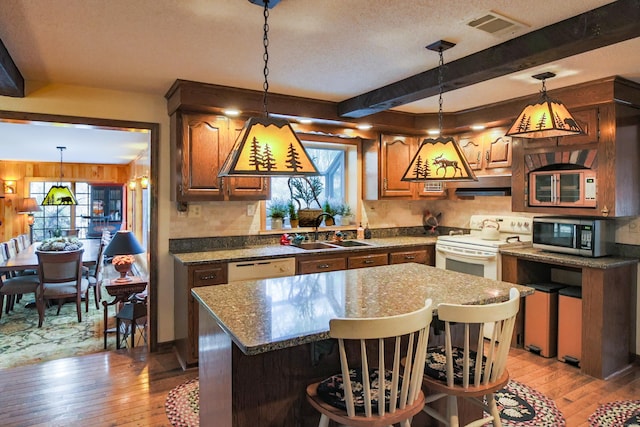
363,134,446,200
458,127,512,173
171,111,269,203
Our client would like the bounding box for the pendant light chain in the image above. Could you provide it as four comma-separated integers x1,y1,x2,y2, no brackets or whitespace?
57,146,65,185
437,47,444,134
262,0,270,117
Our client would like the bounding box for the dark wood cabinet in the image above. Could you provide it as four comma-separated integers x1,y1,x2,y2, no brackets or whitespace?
172,112,269,203
88,185,123,238
174,259,228,369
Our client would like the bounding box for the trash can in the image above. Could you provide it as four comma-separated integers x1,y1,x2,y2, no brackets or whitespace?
557,286,582,366
524,283,566,357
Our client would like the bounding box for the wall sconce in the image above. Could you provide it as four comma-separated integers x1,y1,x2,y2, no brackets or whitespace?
139,176,149,189
3,180,17,195
128,180,137,191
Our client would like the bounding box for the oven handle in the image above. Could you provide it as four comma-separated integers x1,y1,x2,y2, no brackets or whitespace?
436,246,498,261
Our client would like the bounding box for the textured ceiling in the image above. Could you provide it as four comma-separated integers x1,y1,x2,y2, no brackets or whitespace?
0,0,638,162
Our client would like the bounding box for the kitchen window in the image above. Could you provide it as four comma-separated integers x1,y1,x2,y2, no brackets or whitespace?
266,138,357,229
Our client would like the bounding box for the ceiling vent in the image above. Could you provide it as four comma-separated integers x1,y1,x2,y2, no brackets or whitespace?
467,11,528,36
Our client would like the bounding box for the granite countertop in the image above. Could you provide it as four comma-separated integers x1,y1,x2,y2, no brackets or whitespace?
500,245,639,269
173,236,438,265
191,263,533,356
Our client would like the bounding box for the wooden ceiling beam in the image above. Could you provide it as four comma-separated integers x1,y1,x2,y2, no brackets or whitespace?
338,0,640,118
0,37,24,97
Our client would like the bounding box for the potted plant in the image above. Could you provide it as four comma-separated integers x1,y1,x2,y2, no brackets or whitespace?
288,177,324,227
267,198,288,230
340,203,353,225
322,200,339,226
287,200,299,228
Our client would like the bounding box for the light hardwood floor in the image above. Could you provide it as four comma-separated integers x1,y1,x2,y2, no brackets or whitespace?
0,346,637,426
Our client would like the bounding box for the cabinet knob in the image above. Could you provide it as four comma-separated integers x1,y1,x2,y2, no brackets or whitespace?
200,274,217,280
318,264,330,269
364,259,374,264
404,255,415,260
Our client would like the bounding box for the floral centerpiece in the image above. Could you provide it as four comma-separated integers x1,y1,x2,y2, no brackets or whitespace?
37,237,83,252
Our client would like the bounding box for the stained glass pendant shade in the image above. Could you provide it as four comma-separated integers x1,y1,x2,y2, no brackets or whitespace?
506,72,584,139
42,146,78,206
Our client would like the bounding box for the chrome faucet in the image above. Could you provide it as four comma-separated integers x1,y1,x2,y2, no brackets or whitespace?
313,213,334,241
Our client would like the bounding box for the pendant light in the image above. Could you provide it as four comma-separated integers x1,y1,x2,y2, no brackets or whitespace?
218,0,319,177
41,146,78,206
402,41,477,182
506,72,583,138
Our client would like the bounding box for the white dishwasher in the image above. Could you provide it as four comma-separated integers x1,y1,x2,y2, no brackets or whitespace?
227,257,296,281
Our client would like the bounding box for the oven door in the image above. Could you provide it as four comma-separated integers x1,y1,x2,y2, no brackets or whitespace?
435,241,500,280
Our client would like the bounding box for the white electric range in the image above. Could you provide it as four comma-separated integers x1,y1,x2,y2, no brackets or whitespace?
435,215,533,281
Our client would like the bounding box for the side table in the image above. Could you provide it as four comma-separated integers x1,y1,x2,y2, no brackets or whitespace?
102,277,148,349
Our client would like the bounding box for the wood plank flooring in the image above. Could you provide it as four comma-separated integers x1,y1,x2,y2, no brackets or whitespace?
0,346,638,426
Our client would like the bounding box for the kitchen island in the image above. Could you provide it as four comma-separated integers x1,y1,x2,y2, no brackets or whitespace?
192,262,533,427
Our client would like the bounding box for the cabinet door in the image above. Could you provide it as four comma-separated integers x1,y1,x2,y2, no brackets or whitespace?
380,134,416,198
485,136,512,169
177,112,227,201
225,119,270,200
459,137,483,170
89,185,123,238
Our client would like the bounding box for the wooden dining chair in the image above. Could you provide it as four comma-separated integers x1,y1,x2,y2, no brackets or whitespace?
36,249,89,327
421,288,520,427
306,299,433,427
85,242,105,309
0,273,40,318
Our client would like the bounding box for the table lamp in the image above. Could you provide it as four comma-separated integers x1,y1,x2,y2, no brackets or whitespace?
18,197,42,244
104,230,145,283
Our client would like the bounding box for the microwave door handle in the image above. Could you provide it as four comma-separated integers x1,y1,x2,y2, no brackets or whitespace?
551,174,556,203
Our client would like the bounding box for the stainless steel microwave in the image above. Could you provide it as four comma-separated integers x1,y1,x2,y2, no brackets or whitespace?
532,216,614,257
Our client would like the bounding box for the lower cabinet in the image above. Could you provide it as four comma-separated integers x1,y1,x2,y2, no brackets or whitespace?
174,243,435,368
174,259,228,369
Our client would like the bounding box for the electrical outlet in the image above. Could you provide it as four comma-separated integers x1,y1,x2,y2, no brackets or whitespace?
247,204,256,216
189,204,201,218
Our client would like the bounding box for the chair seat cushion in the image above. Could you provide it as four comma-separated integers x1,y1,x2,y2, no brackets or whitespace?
0,275,40,294
316,368,399,413
425,346,486,384
43,278,89,297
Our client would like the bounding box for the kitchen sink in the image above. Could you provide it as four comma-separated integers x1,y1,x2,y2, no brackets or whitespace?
329,240,372,247
292,242,338,250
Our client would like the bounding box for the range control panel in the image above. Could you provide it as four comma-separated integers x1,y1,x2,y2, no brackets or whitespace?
469,215,533,235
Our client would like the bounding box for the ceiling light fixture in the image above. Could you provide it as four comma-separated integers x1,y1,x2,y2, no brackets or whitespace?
41,146,78,206
506,72,583,138
218,0,319,177
402,41,477,182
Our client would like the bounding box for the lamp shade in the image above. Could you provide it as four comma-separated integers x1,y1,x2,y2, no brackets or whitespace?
18,197,42,213
218,117,319,177
402,136,478,181
505,94,584,138
104,230,145,257
41,185,78,205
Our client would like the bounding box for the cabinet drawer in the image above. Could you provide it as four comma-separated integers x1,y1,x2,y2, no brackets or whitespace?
298,257,346,274
191,264,228,287
389,249,428,265
348,253,388,269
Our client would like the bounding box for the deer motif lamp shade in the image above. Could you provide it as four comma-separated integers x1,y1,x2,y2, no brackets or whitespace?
402,137,477,181
104,230,145,283
506,72,584,139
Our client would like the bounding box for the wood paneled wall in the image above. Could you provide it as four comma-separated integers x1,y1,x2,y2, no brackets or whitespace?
0,160,131,241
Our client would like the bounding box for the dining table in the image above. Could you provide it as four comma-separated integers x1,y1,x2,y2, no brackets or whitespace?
0,238,102,273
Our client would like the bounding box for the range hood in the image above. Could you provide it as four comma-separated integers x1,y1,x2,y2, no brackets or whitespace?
450,175,512,197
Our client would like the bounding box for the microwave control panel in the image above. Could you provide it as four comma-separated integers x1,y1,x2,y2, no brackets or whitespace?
579,225,593,250
584,176,597,201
